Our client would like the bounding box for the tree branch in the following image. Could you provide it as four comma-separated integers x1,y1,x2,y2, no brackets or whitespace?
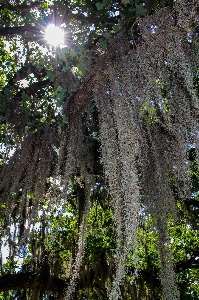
15,78,51,97
184,198,199,208
0,272,68,292
0,25,41,37
7,64,47,87
176,252,199,272
0,1,43,11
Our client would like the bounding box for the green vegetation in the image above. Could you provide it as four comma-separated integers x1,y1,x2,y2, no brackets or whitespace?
0,0,199,299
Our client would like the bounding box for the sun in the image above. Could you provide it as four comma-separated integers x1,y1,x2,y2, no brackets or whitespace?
45,24,65,47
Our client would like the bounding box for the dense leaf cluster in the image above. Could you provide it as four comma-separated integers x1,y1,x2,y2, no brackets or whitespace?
0,0,199,299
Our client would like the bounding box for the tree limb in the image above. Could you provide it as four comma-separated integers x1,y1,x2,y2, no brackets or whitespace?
0,272,68,292
7,64,47,87
16,78,51,97
0,1,43,11
176,252,199,272
0,25,41,37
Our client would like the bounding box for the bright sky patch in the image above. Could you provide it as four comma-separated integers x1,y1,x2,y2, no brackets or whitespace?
45,24,64,47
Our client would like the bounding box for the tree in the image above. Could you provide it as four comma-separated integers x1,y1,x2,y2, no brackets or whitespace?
0,0,199,299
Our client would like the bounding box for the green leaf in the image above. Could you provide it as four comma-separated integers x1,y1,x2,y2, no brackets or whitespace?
62,114,68,123
4,87,12,98
69,49,77,58
57,49,68,63
113,24,120,33
135,3,147,16
54,86,68,107
96,2,105,10
22,91,30,102
56,86,64,93
47,70,55,82
77,62,87,76
62,64,69,72
103,31,111,39
99,40,108,50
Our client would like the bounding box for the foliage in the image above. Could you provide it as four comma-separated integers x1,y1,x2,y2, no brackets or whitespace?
0,0,199,299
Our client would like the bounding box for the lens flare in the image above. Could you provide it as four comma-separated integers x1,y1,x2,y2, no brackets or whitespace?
45,24,64,47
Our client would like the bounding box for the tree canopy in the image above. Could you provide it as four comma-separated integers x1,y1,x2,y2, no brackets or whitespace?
0,0,199,299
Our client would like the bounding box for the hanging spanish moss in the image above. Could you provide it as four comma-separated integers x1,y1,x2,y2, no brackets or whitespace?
91,2,198,298
0,0,198,299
